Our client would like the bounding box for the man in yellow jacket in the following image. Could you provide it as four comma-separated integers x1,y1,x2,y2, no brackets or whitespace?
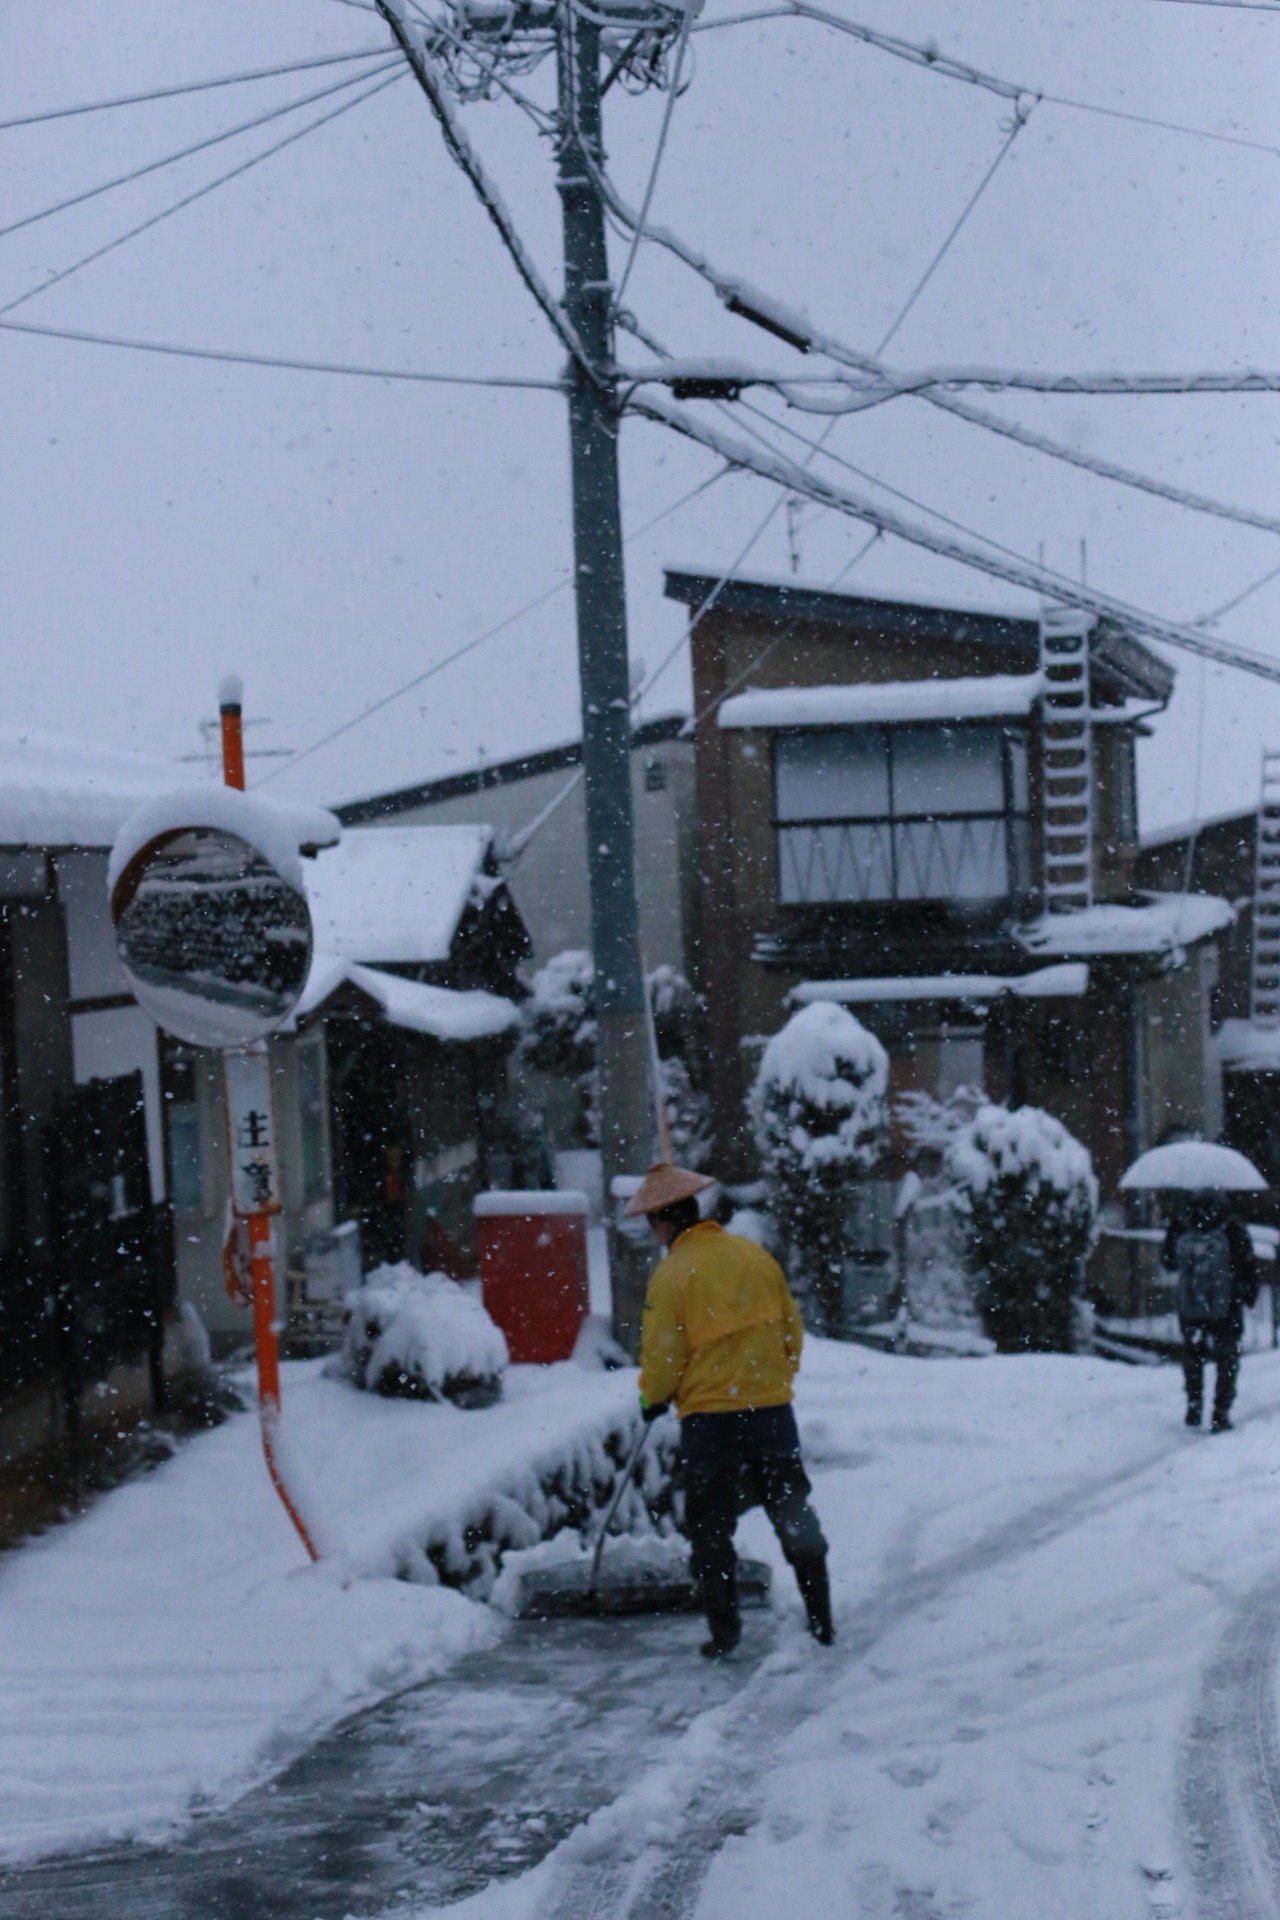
630,1162,833,1658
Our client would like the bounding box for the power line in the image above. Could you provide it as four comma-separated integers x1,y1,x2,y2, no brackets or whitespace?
631,386,1280,684
372,3,591,375
0,47,392,133
613,5,694,309
695,1,1280,161
256,463,730,786
0,315,564,389
0,57,402,243
0,68,406,320
875,98,1031,354
601,162,1280,536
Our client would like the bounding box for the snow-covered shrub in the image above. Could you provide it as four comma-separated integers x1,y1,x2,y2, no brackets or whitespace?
946,1104,1098,1353
340,1264,508,1406
895,1084,986,1160
519,951,711,1161
749,1002,889,1331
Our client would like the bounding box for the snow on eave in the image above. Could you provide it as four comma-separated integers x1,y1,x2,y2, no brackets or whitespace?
291,953,518,1043
1017,892,1235,960
1219,1018,1280,1073
1139,806,1255,852
791,963,1088,1006
719,672,1045,731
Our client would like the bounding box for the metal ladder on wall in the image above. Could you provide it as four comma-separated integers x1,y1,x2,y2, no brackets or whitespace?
1039,607,1094,912
1249,751,1280,1025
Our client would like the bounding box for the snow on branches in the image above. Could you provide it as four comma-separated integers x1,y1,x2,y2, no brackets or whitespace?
339,1264,509,1406
750,1002,888,1331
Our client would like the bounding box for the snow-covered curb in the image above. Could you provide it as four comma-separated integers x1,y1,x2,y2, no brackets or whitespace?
0,1358,675,1865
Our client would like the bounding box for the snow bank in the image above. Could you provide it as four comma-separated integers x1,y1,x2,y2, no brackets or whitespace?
338,1264,509,1404
0,1357,664,1864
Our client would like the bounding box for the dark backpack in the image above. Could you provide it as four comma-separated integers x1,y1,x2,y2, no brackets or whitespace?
1176,1226,1235,1325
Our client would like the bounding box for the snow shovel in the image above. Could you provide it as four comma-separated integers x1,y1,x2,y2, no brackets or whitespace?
508,1423,772,1621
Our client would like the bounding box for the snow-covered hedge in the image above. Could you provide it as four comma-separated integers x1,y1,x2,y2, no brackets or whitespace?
749,1002,888,1331
396,1413,683,1599
339,1264,508,1407
946,1104,1098,1353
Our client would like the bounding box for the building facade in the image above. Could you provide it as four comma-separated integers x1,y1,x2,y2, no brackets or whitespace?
668,568,1226,1224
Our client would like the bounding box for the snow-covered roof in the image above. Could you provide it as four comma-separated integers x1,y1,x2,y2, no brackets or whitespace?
0,727,180,850
1139,806,1254,852
1218,1018,1280,1073
718,673,1045,731
303,824,493,965
666,563,1043,626
293,952,518,1043
1017,893,1235,960
792,964,1088,1007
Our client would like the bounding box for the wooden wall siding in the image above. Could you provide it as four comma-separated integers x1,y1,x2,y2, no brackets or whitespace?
1137,813,1254,1023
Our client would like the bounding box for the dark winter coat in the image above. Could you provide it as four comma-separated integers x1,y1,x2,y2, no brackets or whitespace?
1161,1196,1260,1334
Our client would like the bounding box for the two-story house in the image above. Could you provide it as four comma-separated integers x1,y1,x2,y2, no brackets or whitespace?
668,568,1230,1210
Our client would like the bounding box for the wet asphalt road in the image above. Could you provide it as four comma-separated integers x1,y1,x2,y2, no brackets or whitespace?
0,1612,769,1920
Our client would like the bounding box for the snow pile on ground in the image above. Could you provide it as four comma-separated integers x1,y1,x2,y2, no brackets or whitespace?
339,1263,508,1405
0,1357,651,1864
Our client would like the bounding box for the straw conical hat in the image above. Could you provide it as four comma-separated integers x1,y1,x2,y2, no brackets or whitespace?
624,1162,716,1218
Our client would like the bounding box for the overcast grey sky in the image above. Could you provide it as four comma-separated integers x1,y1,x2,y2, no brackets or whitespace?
2,0,1279,831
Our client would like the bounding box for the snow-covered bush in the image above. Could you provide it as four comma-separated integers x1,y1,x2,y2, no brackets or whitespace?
895,1084,986,1160
749,1002,889,1331
340,1264,508,1406
519,951,711,1161
946,1104,1098,1353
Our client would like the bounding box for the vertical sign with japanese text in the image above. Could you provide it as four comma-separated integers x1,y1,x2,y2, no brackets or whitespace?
223,1047,283,1217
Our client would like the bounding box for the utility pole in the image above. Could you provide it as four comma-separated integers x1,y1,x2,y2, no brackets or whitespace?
376,0,677,1350
555,2,655,1351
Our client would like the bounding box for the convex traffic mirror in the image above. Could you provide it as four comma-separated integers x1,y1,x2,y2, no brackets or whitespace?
109,790,339,1050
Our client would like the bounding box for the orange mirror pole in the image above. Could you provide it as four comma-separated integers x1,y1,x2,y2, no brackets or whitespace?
219,672,246,792
220,675,317,1561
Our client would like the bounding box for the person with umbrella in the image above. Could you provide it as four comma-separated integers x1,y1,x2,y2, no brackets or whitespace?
1122,1142,1265,1432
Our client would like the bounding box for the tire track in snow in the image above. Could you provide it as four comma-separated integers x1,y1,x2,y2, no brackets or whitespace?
542,1402,1280,1920
1182,1567,1280,1920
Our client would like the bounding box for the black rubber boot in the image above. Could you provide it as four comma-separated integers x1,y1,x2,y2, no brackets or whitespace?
793,1552,834,1645
1185,1402,1202,1428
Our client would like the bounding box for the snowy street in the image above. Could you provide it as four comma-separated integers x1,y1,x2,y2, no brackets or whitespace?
3,1343,1280,1917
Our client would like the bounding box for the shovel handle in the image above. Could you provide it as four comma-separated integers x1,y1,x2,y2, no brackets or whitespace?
589,1422,651,1595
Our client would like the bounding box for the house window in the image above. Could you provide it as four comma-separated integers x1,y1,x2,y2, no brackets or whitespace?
644,754,668,793
297,1036,328,1207
166,1050,203,1213
774,723,1030,905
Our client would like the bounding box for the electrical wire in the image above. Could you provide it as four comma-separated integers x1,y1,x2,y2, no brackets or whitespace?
876,99,1031,355
0,57,402,243
0,314,564,388
693,0,1280,161
630,385,1280,684
373,1,592,376
0,48,391,134
0,68,406,320
600,156,1280,536
613,4,693,308
256,462,730,786
1196,558,1280,626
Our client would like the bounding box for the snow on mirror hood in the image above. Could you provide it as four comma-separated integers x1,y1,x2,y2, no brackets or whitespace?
109,788,340,1050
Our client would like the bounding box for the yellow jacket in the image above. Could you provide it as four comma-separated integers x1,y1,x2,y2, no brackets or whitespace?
638,1222,804,1418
